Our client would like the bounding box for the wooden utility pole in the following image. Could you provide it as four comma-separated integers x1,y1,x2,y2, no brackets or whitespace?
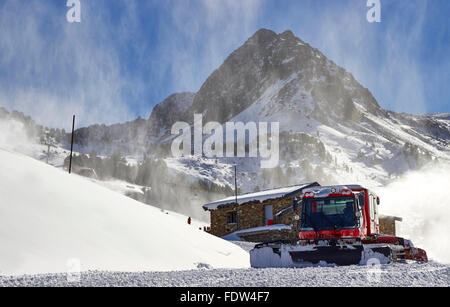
234,164,238,205
69,115,75,174
234,163,239,230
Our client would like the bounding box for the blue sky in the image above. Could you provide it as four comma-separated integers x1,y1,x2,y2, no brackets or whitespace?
0,0,449,129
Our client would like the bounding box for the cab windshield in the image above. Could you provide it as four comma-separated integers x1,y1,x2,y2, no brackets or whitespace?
302,197,357,230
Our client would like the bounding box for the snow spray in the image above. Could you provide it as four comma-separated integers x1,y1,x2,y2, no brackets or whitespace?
377,162,450,264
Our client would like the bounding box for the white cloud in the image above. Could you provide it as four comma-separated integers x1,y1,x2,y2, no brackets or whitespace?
153,0,263,94
0,0,264,130
0,0,143,129
293,1,430,114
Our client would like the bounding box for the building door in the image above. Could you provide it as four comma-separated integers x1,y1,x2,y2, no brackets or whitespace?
265,205,273,225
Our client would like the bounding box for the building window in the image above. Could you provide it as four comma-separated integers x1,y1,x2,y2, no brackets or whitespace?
227,211,237,225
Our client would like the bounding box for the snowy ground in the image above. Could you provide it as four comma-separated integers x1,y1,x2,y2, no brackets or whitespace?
0,149,248,276
1,240,448,287
1,262,448,287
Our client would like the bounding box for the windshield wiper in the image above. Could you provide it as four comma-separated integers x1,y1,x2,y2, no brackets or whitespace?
319,211,340,231
302,209,319,234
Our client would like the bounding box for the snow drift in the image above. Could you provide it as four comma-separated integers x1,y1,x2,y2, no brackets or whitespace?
378,162,450,264
0,149,249,276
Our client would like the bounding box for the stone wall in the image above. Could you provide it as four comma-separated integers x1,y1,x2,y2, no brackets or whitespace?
210,204,239,237
379,217,397,236
237,229,298,243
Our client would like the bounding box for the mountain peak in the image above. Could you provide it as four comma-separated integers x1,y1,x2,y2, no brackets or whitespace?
189,28,382,124
279,30,294,38
279,29,306,45
245,28,279,47
247,29,303,47
250,28,277,40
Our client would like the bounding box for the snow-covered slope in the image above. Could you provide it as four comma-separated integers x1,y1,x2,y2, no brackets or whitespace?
165,156,234,188
0,148,249,276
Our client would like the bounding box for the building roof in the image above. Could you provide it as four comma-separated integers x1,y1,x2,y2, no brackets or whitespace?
202,182,320,211
379,215,403,222
235,224,293,237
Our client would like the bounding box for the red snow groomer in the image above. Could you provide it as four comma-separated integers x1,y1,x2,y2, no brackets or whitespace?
250,185,428,267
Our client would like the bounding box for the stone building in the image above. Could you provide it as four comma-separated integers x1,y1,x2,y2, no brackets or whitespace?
202,183,320,242
379,215,403,236
203,182,402,242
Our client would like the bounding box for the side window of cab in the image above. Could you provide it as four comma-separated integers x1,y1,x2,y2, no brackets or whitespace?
368,195,375,220
372,195,378,217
